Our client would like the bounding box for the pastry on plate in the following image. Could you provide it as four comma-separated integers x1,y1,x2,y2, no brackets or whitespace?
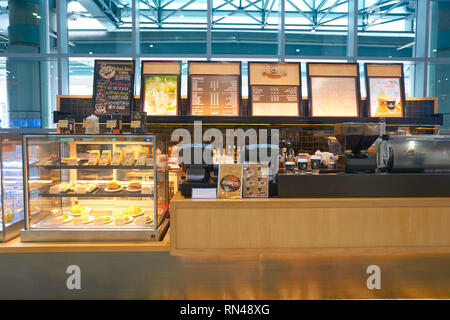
74,183,97,194
127,180,142,192
50,183,73,194
69,204,86,216
135,215,153,225
81,215,94,224
115,215,133,225
102,216,114,224
59,213,73,223
122,204,143,217
105,180,122,191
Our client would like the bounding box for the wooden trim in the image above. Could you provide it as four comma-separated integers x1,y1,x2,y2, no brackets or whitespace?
0,232,170,253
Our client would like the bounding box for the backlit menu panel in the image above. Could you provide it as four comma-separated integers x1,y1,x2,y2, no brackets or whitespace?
251,85,299,116
190,75,239,116
249,62,301,117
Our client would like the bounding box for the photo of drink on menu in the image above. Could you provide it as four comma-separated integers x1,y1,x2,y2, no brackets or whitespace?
369,78,403,117
143,75,178,116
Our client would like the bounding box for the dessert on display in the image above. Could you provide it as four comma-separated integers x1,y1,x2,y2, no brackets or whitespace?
127,180,142,192
122,204,144,217
105,180,122,192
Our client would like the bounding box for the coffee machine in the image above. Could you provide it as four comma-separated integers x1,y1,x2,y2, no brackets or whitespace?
334,122,381,173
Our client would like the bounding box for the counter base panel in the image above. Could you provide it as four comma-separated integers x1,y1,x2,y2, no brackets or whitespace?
170,195,450,251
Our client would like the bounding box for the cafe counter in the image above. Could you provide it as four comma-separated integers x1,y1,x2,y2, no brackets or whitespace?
170,194,450,253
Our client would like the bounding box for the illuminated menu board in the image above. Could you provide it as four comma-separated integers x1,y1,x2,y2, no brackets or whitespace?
92,60,135,116
307,63,360,117
189,62,241,116
140,61,181,116
365,63,405,118
249,62,301,117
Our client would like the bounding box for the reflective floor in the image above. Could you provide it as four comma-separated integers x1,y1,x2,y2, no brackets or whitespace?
0,250,449,299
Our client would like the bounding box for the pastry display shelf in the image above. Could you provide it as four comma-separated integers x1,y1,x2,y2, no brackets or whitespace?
21,134,169,242
39,190,154,198
31,164,155,170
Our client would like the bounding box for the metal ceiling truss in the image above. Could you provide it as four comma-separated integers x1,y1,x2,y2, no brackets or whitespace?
65,0,415,33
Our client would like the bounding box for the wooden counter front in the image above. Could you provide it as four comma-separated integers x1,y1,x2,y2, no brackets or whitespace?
170,195,450,252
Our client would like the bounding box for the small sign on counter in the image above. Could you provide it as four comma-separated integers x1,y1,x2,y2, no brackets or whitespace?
192,188,217,199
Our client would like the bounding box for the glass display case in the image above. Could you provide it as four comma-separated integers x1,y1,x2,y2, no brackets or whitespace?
0,132,25,242
21,134,169,241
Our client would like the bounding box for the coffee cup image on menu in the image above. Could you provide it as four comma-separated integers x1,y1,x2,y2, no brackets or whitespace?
377,91,388,113
386,97,397,112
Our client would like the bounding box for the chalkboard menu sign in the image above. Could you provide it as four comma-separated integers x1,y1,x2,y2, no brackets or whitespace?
92,60,135,116
188,62,241,116
249,62,301,117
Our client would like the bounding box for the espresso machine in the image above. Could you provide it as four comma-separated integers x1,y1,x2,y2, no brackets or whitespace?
377,135,450,173
334,122,381,173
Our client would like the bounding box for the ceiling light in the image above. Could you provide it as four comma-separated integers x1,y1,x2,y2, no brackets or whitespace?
433,49,438,52
149,44,154,48
296,49,300,52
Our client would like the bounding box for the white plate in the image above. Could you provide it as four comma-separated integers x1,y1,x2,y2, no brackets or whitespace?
68,206,91,217
101,216,114,224
135,216,154,224
124,215,134,224
104,186,123,193
57,215,73,224
126,187,142,193
81,215,95,224
122,208,144,218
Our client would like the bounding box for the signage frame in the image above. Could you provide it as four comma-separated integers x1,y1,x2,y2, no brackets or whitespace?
248,61,302,117
187,61,242,117
307,62,361,118
364,63,406,118
92,59,135,116
140,60,182,116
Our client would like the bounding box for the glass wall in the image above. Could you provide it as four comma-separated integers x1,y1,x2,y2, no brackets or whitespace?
0,0,448,127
